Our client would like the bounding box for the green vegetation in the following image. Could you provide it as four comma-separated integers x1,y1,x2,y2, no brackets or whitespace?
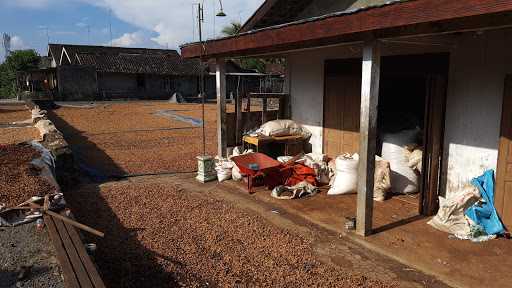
0,50,41,99
220,22,284,74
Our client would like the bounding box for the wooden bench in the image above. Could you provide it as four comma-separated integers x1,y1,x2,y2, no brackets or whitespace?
45,213,106,288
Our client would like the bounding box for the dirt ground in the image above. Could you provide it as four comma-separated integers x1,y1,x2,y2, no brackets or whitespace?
49,101,447,287
0,222,64,288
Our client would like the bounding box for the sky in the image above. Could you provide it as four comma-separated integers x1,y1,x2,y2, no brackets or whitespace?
0,0,264,61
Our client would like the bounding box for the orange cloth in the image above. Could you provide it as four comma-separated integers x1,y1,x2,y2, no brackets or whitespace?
264,163,317,189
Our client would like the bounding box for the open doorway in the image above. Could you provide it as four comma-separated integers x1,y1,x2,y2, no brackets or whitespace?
323,53,449,230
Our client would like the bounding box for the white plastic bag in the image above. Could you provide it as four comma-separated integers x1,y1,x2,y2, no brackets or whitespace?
328,154,359,195
381,128,420,194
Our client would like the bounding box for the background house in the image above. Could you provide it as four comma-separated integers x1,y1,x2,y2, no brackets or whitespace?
28,44,278,102
47,44,204,101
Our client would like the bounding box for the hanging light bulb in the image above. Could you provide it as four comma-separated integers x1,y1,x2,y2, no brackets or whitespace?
216,0,227,17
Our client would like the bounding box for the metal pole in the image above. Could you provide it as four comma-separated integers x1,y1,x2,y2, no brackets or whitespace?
198,4,206,156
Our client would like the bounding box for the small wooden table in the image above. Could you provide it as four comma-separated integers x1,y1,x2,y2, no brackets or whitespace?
242,134,305,156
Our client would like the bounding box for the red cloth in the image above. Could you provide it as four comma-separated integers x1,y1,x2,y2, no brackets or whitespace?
264,163,317,189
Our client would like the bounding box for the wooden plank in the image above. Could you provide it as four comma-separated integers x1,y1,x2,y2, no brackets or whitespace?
495,75,512,228
216,58,227,157
54,217,94,288
181,0,512,58
420,75,447,216
44,215,81,288
63,218,106,288
249,92,288,99
356,40,380,237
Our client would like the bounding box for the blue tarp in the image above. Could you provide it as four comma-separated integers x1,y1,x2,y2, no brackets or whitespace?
465,170,505,235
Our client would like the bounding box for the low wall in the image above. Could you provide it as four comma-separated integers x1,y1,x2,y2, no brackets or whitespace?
26,100,75,190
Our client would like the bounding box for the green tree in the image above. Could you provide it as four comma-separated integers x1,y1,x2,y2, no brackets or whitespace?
0,50,41,98
220,22,268,74
221,21,242,36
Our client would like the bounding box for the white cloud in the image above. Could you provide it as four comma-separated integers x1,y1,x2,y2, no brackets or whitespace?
10,36,27,50
110,31,145,47
78,0,265,49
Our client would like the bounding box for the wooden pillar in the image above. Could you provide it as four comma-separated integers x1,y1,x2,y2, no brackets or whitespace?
235,86,242,145
282,56,292,118
216,58,228,157
356,40,381,237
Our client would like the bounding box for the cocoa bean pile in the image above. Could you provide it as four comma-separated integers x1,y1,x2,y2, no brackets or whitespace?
0,106,30,124
0,127,40,145
67,180,398,288
50,103,217,176
0,144,54,208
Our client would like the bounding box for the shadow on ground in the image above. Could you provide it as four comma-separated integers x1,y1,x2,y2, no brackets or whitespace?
46,108,196,288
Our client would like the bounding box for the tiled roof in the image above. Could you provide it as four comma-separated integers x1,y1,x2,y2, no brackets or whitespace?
48,44,204,76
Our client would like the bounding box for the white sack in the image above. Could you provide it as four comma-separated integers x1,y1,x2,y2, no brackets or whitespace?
374,156,391,201
215,158,234,182
428,185,480,236
259,120,302,137
381,128,420,194
230,149,253,181
328,154,359,195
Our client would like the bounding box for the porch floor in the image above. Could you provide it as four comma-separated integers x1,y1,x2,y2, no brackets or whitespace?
222,181,511,288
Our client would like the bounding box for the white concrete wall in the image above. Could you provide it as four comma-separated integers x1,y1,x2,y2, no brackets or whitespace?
443,30,512,195
287,31,512,196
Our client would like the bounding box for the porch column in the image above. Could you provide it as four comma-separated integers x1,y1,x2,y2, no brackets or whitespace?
356,40,381,237
216,58,228,157
283,56,292,118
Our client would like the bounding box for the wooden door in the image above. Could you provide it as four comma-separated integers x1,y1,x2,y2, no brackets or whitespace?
496,75,512,229
420,75,447,216
323,59,361,158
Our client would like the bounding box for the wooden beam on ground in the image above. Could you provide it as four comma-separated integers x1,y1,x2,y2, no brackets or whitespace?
45,215,80,288
356,40,381,237
216,58,227,157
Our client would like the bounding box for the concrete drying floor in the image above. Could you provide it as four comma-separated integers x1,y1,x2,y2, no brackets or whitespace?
222,181,512,288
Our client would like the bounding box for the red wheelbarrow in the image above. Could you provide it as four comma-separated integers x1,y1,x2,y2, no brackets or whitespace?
231,152,281,193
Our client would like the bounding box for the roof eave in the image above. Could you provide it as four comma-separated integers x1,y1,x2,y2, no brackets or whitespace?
181,0,512,59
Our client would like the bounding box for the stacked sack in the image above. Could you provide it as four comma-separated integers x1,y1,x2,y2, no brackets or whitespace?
327,154,391,201
381,128,421,194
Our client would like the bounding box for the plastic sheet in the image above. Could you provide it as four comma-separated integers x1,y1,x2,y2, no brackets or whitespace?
465,170,505,236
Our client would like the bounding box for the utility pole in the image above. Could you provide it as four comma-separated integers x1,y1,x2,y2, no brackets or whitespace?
87,25,91,44
109,8,113,46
